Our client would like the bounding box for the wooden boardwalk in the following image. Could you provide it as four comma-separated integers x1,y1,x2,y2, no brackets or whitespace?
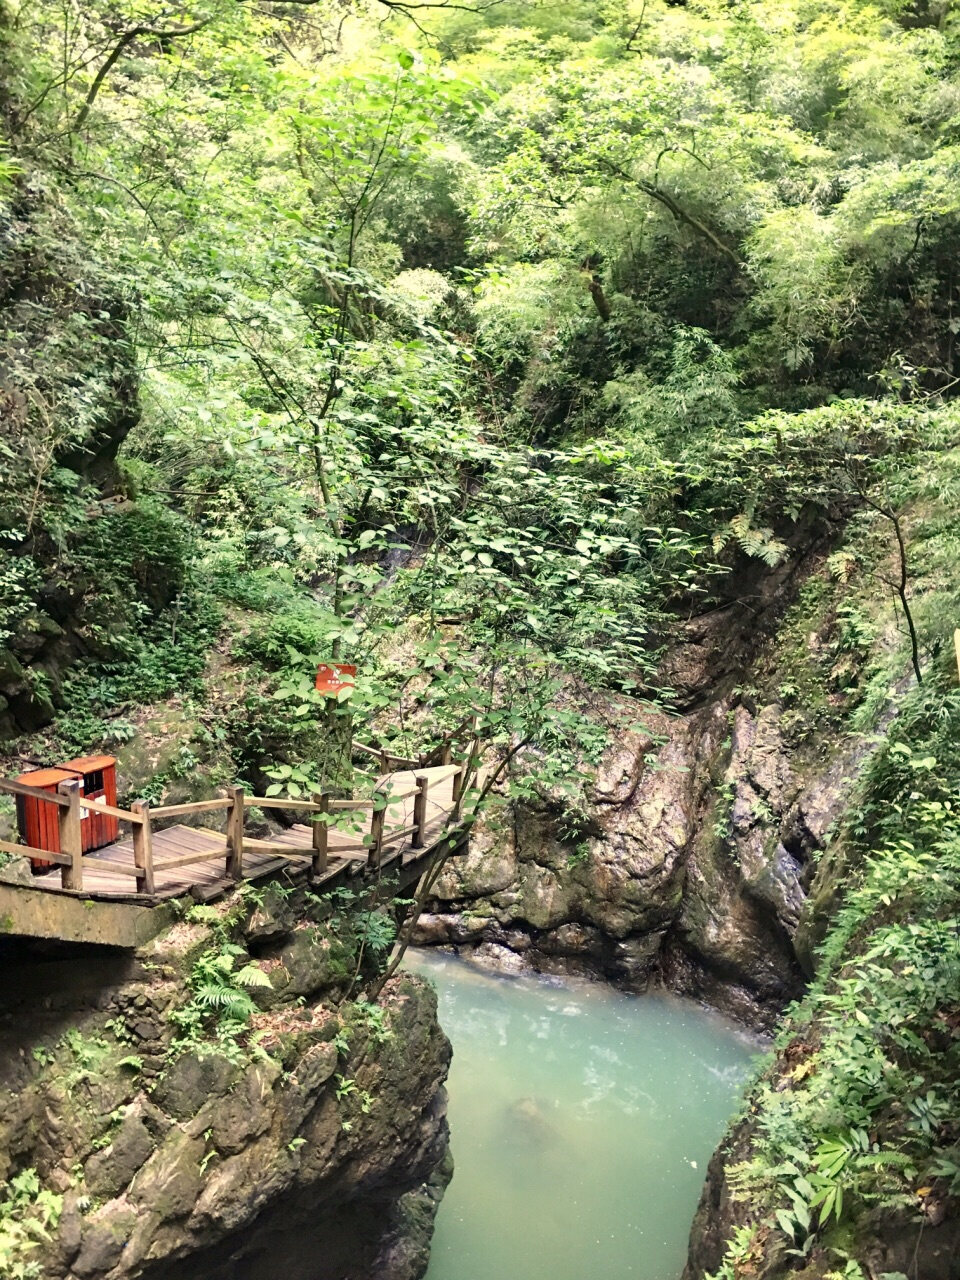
0,761,469,907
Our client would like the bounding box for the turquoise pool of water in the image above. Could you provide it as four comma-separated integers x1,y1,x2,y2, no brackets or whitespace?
406,951,758,1280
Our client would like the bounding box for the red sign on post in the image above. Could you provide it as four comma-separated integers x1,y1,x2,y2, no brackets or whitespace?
315,663,356,698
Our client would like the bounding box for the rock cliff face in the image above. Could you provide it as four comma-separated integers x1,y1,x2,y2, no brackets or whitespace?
413,548,877,1032
0,888,452,1280
683,1094,960,1280
415,692,853,1031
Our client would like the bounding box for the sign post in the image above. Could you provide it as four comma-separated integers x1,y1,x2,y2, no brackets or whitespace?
315,663,357,698
315,663,357,794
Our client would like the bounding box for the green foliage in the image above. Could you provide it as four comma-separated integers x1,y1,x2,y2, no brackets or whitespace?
0,550,42,646
0,1170,62,1280
169,906,272,1061
348,996,394,1044
712,672,960,1274
334,1072,374,1129
1,8,960,1277
4,0,959,771
235,609,333,674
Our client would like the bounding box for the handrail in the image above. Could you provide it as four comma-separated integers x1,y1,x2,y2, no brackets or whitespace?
242,795,375,813
82,857,140,877
354,740,420,769
196,829,363,856
375,781,421,803
152,849,231,871
0,778,70,808
0,837,72,866
355,718,479,771
150,798,232,818
77,796,144,824
2,738,477,899
243,795,324,813
380,824,419,847
419,714,481,767
0,779,143,823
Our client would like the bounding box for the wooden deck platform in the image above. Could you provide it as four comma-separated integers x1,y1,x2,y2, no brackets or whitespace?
11,764,465,905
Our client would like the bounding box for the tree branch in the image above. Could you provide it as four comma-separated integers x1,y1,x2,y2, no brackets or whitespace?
635,178,741,266
625,0,647,52
67,168,166,237
367,736,532,999
847,465,923,686
73,18,213,132
599,158,741,267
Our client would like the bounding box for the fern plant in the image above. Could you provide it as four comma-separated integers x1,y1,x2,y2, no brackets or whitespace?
713,510,788,567
0,1169,62,1280
170,943,272,1054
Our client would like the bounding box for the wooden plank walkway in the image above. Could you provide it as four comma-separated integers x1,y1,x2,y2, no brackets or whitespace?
5,764,465,905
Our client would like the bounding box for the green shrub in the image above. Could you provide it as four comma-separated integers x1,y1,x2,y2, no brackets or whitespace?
0,1169,62,1280
712,675,960,1274
66,500,194,615
234,605,334,673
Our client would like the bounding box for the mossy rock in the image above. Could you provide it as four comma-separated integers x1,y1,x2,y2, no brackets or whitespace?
115,704,231,811
0,648,26,695
9,610,64,660
269,925,356,1001
9,687,56,732
84,1107,157,1200
151,1050,241,1121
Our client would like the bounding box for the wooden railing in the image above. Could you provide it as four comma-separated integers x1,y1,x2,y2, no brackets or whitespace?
0,778,148,892
0,752,472,898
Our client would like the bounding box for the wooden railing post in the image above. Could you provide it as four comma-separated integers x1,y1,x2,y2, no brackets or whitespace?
368,796,385,869
451,766,466,807
226,786,244,880
412,775,429,848
459,716,482,811
440,741,452,766
131,801,155,895
57,779,83,891
312,793,329,877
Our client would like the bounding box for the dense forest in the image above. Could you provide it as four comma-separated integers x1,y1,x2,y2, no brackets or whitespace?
1,1,960,1278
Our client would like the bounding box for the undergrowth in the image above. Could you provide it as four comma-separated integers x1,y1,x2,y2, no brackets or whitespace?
710,669,960,1276
167,901,275,1064
0,1169,62,1280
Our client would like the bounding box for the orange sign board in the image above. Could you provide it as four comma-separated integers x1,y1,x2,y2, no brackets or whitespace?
315,663,357,698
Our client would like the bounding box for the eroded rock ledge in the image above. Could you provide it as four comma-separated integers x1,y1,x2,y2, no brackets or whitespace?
0,888,452,1280
414,693,858,1031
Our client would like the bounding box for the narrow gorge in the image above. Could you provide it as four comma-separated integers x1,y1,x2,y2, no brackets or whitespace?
415,565,841,1033
2,2,959,1279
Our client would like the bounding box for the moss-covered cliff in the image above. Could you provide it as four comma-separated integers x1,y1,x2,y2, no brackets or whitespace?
0,884,451,1280
412,541,883,1031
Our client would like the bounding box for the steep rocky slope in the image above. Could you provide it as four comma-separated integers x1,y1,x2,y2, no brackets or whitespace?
0,886,451,1280
684,1100,960,1280
415,552,864,1032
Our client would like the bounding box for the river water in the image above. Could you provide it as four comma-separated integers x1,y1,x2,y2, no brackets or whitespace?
406,950,758,1280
